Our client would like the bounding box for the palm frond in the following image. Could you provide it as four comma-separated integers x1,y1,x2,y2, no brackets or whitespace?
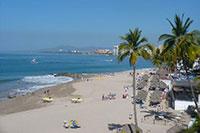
142,43,155,53
119,28,152,67
166,18,176,31
140,50,150,60
183,18,193,34
161,41,175,56
118,42,130,51
136,37,147,47
158,34,174,42
118,50,130,63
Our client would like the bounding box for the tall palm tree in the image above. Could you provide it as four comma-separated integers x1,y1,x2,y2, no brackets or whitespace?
118,28,153,131
162,46,177,75
151,47,164,68
159,14,200,114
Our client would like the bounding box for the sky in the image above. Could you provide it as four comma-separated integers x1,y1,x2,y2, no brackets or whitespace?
0,0,200,52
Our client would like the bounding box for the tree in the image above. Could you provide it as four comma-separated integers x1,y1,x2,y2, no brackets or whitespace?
159,14,200,114
151,47,164,68
162,46,177,75
118,28,153,131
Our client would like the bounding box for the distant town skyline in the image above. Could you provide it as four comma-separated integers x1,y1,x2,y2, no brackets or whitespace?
0,0,200,52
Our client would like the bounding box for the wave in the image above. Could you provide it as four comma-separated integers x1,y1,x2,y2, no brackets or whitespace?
6,74,74,98
104,59,113,62
22,74,73,84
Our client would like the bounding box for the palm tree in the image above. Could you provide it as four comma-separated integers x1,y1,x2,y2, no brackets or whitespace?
159,14,200,114
151,47,164,68
118,28,153,131
162,46,177,75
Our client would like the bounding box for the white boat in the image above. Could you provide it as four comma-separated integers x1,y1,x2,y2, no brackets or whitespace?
31,58,38,64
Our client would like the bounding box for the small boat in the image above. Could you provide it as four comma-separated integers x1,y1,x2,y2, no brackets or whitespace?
31,58,38,64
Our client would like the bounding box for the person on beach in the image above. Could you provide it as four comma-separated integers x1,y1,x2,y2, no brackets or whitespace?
102,94,105,100
47,89,50,97
129,112,133,119
124,86,128,92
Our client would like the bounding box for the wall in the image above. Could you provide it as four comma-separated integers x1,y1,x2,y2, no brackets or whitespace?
175,100,199,110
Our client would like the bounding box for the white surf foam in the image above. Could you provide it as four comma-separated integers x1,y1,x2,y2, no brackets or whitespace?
104,59,113,62
22,75,73,84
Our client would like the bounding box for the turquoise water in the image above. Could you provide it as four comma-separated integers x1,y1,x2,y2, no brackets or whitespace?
0,52,152,98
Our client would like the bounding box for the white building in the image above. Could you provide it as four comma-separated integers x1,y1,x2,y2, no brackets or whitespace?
169,80,200,110
113,45,119,56
193,58,200,70
95,49,112,54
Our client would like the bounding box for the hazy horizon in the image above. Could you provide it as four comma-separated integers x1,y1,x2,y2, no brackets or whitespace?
1,0,200,52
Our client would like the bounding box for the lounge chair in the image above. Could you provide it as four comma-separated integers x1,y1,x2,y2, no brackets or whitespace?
63,120,70,128
71,97,83,103
42,97,53,102
70,120,81,128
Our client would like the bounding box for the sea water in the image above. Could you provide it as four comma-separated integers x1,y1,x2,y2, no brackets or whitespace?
0,52,152,99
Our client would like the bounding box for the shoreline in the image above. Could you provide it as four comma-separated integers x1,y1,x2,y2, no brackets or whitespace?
0,73,98,100
0,68,148,115
0,68,177,133
0,80,77,115
0,68,153,100
0,72,104,115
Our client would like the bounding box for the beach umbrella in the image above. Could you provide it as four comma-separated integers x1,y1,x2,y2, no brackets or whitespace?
150,81,158,88
151,75,159,82
142,74,149,81
159,81,167,89
156,68,168,75
137,81,147,89
150,90,162,103
136,90,148,101
156,69,168,79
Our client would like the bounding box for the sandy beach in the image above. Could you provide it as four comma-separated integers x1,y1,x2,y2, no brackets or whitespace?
0,70,176,133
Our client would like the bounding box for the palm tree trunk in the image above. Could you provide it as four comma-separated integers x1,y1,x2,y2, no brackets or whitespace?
174,67,177,75
183,63,200,115
133,64,138,130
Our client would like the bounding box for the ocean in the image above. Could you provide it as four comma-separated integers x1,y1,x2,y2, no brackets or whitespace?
0,52,153,99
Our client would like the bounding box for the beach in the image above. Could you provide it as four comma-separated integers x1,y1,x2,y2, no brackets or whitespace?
0,69,177,133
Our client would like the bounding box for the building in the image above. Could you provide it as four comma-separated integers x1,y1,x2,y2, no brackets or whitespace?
58,49,63,52
113,45,119,56
94,49,112,55
168,80,200,110
158,44,164,51
193,58,200,70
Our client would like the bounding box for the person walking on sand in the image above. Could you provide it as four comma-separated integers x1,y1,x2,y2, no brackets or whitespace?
129,112,133,119
102,94,105,100
47,89,50,97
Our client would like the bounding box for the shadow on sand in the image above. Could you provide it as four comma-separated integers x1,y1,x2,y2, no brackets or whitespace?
108,123,124,131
